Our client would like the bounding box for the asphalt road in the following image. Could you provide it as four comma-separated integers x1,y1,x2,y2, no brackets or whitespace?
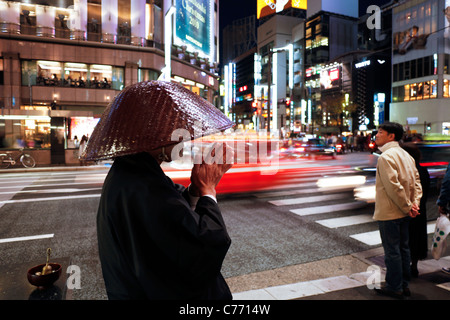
0,152,441,300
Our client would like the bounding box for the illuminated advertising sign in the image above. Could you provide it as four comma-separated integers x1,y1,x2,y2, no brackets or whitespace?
320,67,340,90
257,0,307,19
175,0,213,59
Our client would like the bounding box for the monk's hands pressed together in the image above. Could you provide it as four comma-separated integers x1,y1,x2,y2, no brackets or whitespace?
189,142,234,198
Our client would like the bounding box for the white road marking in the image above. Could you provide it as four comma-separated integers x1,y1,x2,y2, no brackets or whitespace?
0,233,54,244
316,214,374,228
269,193,348,206
0,188,102,195
349,221,437,246
0,194,101,204
290,201,368,216
349,231,381,246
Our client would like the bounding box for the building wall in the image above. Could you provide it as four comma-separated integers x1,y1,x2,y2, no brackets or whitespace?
307,0,359,19
390,0,450,134
257,15,303,132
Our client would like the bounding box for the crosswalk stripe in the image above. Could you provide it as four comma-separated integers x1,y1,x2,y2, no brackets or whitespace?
316,214,374,228
290,201,368,216
255,187,322,198
0,233,54,244
269,193,349,206
0,194,101,204
349,221,437,246
350,231,381,246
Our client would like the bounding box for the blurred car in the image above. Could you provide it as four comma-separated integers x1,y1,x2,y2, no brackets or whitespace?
357,141,449,192
415,142,450,189
280,138,336,159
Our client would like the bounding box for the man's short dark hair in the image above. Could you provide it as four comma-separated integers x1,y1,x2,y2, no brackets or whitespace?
379,122,404,141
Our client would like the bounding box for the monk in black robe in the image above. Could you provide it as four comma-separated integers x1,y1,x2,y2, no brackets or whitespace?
80,81,235,300
97,150,232,299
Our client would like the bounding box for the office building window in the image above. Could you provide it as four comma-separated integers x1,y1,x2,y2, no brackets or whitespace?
22,60,124,90
138,69,159,82
0,59,3,85
445,55,450,74
36,60,62,86
444,79,449,98
393,80,437,102
393,55,436,82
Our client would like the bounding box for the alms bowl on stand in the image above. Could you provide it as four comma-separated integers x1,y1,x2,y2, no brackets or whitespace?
27,263,62,288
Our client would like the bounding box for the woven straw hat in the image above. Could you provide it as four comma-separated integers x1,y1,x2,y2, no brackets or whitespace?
80,80,234,161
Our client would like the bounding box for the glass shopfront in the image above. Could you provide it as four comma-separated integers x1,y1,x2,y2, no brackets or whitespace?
392,79,438,102
21,60,124,90
0,107,51,149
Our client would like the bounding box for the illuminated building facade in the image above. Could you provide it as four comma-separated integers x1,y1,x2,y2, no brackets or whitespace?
390,0,450,135
303,7,359,134
0,0,220,164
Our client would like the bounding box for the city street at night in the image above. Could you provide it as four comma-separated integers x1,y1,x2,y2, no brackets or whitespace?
1,0,450,306
0,152,447,301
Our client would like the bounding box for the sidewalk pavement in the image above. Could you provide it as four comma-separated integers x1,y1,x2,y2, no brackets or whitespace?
231,247,450,300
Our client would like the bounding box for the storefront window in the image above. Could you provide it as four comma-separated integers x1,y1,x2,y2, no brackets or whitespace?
0,111,51,149
89,64,112,88
443,122,450,135
36,60,63,86
21,106,51,149
404,84,410,101
138,68,159,82
21,60,124,90
63,62,88,87
444,79,449,98
410,83,418,100
21,60,37,86
111,67,124,90
423,81,430,99
394,80,439,102
0,59,4,85
68,117,100,147
430,80,437,98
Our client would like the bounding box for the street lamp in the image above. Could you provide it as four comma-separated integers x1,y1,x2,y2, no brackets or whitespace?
162,5,176,81
267,44,293,135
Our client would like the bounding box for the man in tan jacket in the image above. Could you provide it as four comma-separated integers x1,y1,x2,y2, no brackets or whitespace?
373,122,422,299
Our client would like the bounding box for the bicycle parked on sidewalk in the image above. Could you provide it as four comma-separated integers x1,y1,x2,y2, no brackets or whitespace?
0,148,36,169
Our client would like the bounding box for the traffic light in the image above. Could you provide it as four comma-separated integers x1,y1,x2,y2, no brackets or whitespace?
252,101,258,114
426,123,431,131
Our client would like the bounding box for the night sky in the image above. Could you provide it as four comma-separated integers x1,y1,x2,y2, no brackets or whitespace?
219,0,392,30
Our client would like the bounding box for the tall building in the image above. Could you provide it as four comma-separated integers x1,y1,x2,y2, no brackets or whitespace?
222,15,257,66
390,0,450,135
0,0,220,164
256,14,304,133
303,4,359,134
352,0,393,132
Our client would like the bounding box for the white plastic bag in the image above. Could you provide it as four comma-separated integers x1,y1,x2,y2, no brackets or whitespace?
431,214,450,260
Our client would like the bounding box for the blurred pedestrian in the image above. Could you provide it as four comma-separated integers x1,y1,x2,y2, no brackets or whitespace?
80,81,235,300
372,122,422,299
437,164,450,274
346,134,354,152
79,135,88,166
401,143,430,277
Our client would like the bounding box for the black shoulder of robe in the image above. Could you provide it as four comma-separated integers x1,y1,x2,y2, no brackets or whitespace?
96,152,232,300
